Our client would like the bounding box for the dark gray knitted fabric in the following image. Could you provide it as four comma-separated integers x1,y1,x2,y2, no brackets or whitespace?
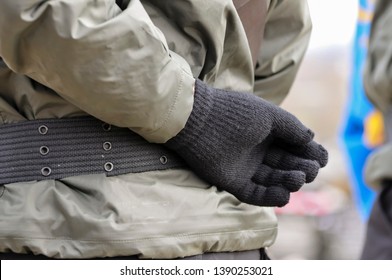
165,79,328,207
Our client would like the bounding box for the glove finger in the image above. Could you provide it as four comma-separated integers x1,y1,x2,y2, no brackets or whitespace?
261,186,291,207
263,147,320,183
275,140,328,168
271,106,315,146
253,163,305,192
230,181,290,207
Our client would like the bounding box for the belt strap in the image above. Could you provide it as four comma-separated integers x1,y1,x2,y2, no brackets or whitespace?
0,117,186,185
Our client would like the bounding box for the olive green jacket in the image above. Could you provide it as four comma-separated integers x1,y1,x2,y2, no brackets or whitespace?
0,0,311,258
363,0,392,189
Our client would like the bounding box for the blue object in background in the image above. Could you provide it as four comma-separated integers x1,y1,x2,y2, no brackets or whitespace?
340,0,376,221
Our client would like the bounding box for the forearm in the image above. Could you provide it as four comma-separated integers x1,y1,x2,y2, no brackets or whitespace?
0,0,195,143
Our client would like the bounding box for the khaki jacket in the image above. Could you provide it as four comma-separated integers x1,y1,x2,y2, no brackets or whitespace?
363,0,392,189
0,0,311,258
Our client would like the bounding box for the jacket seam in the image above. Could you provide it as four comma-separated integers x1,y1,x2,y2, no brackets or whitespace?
0,227,277,244
155,69,185,137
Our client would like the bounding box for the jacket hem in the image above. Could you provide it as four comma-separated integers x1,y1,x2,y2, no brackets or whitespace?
0,227,277,259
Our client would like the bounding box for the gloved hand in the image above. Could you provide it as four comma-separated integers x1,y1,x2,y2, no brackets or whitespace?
165,80,328,207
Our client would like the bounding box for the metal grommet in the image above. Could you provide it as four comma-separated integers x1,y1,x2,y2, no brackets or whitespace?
103,141,112,151
38,125,48,135
104,162,114,172
41,167,52,177
39,146,50,155
102,123,112,131
159,156,168,165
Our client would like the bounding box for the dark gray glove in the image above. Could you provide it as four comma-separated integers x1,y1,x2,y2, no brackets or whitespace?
165,80,328,207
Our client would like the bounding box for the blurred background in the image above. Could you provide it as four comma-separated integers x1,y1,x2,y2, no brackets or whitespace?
268,0,377,259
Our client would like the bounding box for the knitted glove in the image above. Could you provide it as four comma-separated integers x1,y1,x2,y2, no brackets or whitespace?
165,80,328,207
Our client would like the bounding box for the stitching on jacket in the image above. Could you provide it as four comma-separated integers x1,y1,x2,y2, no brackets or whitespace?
0,227,277,243
152,68,187,138
161,69,184,133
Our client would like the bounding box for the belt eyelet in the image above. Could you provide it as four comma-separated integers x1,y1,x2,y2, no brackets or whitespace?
38,125,48,135
160,156,168,165
102,123,112,131
104,162,114,172
41,167,52,177
103,142,112,151
39,146,50,155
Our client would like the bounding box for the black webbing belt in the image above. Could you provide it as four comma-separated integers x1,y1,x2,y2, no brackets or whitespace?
0,117,186,185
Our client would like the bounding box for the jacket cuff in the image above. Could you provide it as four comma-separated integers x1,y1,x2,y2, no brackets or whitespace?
135,59,195,143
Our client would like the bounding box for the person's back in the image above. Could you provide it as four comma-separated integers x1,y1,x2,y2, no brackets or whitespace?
0,0,326,259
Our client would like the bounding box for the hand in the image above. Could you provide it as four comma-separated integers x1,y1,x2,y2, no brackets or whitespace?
165,80,328,207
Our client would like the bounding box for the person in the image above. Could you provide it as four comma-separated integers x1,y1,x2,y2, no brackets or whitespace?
360,0,392,260
0,0,327,259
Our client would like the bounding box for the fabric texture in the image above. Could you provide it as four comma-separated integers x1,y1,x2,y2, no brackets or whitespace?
166,80,328,207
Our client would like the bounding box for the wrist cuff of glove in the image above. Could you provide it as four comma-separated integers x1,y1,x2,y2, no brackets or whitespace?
165,79,215,150
165,79,257,156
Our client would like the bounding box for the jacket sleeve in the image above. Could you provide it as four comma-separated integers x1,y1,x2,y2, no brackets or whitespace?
253,0,312,105
362,0,392,189
363,0,392,114
0,0,195,143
